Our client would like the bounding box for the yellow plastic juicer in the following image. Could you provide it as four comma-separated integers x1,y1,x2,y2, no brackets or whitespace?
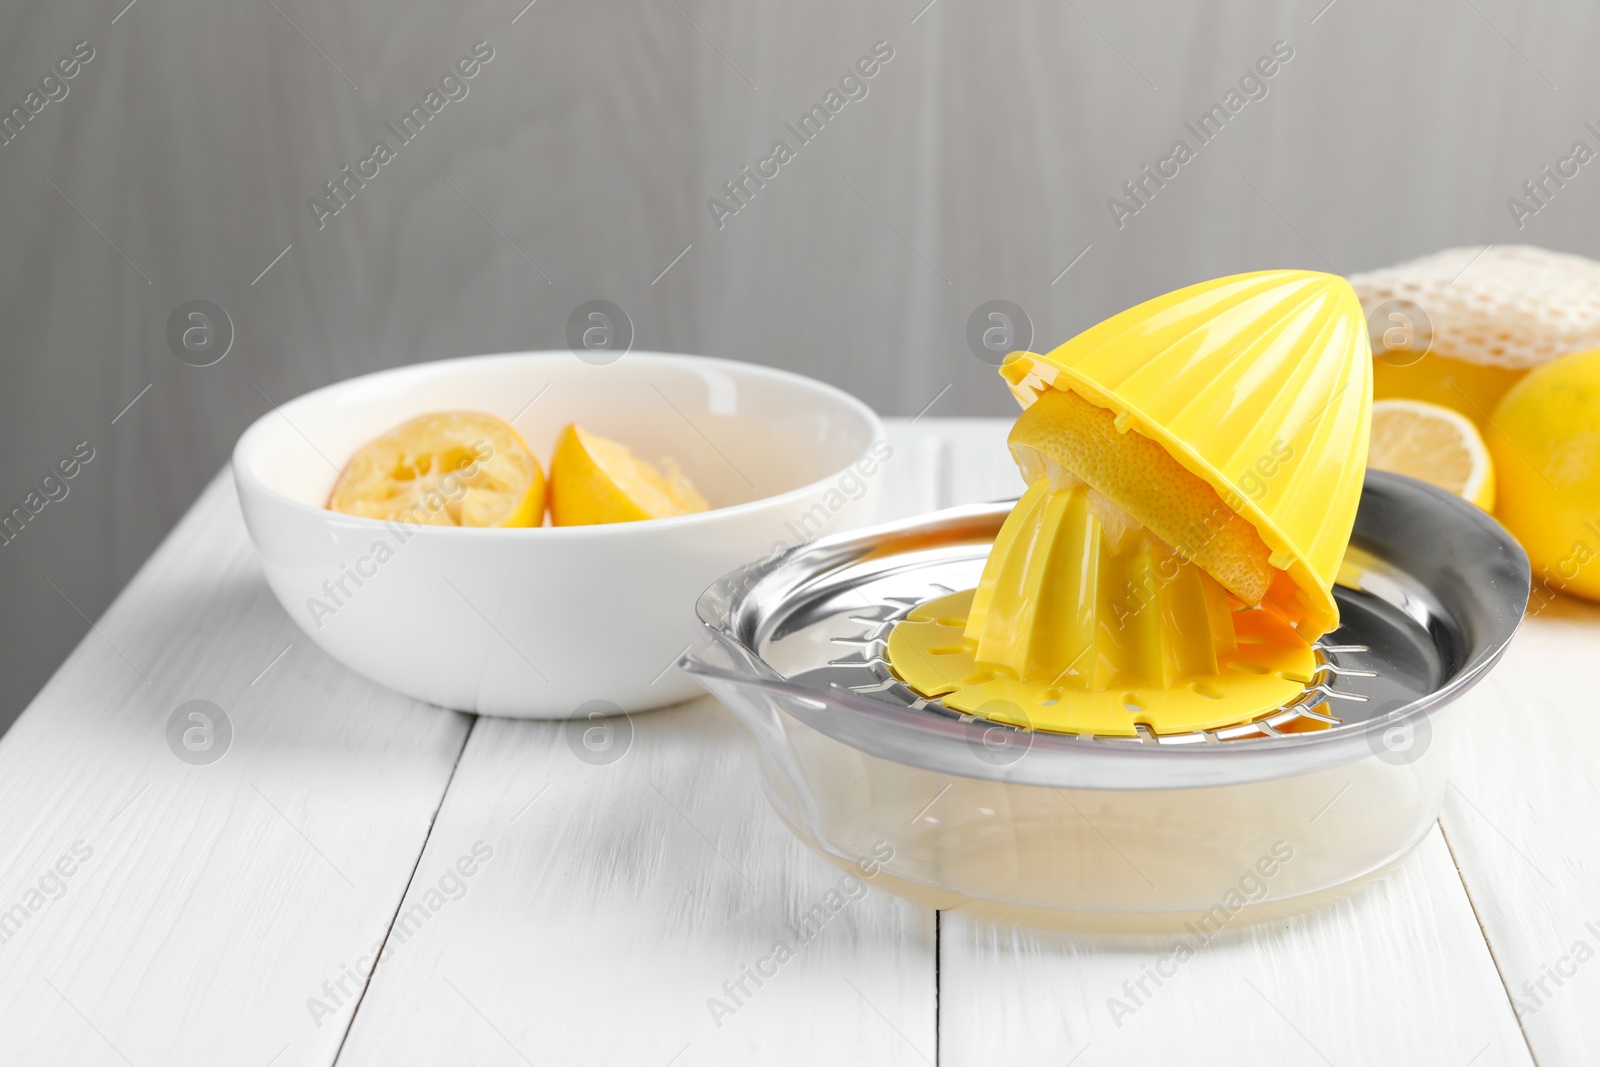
891,270,1371,738
683,269,1530,931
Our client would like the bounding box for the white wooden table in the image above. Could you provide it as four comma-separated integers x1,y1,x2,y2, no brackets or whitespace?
1,417,1594,1067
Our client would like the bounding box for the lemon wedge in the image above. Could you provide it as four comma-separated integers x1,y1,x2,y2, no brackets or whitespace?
548,423,709,526
328,411,545,527
1368,399,1494,510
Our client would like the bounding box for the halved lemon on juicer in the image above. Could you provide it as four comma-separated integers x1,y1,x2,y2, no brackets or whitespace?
328,411,544,527
887,270,1373,737
548,423,710,526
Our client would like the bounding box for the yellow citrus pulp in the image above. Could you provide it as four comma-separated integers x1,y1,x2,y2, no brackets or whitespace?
548,423,710,526
328,411,544,527
1367,399,1494,510
1487,347,1600,601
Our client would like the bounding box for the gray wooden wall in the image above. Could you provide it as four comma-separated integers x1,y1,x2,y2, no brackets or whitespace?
3,0,1597,732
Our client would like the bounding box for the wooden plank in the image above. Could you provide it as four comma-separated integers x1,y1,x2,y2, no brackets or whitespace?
334,416,946,1065
1441,598,1600,1065
0,474,471,1066
337,704,937,1066
939,827,1532,1067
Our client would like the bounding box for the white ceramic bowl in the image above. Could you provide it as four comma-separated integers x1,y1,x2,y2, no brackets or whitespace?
233,351,886,717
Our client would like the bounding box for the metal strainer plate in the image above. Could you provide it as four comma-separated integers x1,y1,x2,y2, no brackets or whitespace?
691,471,1527,789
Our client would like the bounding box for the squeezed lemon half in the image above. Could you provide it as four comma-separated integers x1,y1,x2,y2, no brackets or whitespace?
328,411,545,527
548,423,710,526
1007,386,1278,603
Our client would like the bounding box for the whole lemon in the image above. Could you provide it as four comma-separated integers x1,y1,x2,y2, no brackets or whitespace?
1488,347,1600,601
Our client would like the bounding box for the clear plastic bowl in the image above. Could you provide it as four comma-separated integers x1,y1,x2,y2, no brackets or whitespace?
683,472,1529,932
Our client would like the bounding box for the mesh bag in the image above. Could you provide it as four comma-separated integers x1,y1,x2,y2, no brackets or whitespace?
1349,245,1600,369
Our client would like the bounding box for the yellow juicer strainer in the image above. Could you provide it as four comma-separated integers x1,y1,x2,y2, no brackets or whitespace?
887,270,1372,738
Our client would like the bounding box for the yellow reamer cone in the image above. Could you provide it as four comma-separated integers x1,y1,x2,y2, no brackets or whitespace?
888,270,1372,736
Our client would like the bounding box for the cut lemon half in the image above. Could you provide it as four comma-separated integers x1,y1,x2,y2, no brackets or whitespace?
1368,399,1494,510
549,423,710,526
328,411,545,527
